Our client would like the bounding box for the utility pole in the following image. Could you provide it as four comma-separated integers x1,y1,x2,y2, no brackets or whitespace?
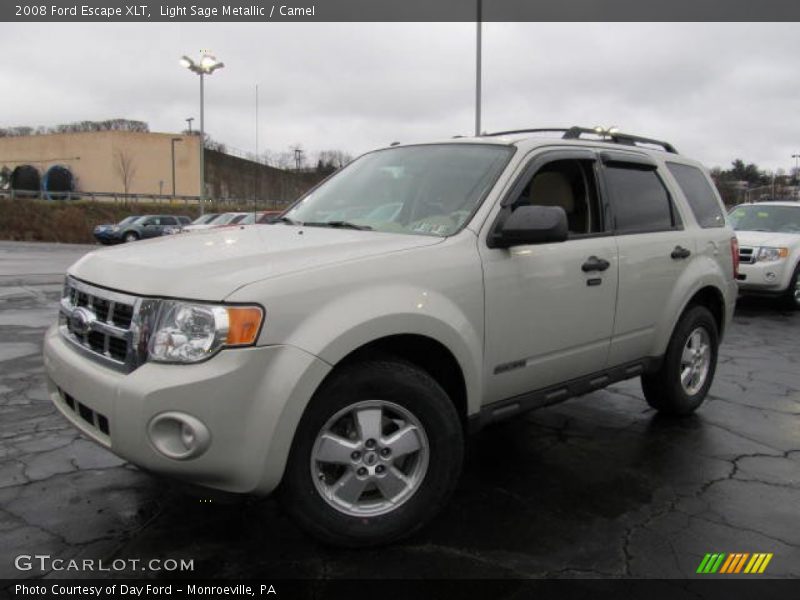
475,0,482,137
171,137,182,196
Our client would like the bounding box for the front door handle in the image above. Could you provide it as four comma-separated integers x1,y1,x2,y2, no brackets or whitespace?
671,245,692,260
582,256,610,272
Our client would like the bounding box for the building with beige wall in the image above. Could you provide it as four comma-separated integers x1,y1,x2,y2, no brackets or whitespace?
0,131,201,196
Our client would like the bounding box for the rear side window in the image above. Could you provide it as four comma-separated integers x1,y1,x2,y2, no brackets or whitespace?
605,166,677,234
667,163,725,228
161,217,177,226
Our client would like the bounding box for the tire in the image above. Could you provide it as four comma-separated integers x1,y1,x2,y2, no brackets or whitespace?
123,231,139,243
784,263,800,310
641,305,719,416
279,358,464,547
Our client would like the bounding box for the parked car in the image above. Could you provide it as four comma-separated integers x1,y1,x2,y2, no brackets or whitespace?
95,214,188,243
729,201,800,308
256,211,282,223
45,126,737,547
93,215,141,245
182,212,244,233
179,213,221,233
162,216,193,235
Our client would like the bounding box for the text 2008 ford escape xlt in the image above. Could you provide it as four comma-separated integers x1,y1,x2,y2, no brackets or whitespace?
44,127,738,546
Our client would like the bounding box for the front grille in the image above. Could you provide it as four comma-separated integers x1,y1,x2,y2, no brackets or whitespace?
59,276,143,372
59,388,111,438
739,246,755,264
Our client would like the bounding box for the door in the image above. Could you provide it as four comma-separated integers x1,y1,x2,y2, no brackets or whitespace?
140,217,160,239
600,153,696,365
481,150,618,405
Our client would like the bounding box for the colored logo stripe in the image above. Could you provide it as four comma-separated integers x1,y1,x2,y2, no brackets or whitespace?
697,552,773,574
744,553,774,574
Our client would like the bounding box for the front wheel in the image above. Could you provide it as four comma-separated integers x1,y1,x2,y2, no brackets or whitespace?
641,305,719,416
279,358,464,547
784,264,800,310
123,231,139,243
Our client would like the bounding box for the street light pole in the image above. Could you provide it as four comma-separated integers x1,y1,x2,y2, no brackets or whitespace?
180,52,224,216
475,0,482,137
171,137,182,196
792,154,800,185
199,71,205,213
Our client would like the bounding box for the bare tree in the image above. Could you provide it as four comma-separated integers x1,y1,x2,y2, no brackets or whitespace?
114,149,137,194
317,149,352,170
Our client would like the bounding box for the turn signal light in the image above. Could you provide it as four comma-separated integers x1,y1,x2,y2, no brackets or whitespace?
226,307,263,346
731,237,740,279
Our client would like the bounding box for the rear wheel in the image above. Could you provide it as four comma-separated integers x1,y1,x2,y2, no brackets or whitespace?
280,358,464,547
641,305,719,416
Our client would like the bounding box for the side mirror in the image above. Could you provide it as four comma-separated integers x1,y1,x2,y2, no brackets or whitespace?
489,205,568,248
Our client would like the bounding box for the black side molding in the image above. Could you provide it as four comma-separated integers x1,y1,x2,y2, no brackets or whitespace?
469,357,662,433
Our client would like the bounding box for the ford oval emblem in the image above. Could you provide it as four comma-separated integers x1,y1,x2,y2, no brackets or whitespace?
70,307,96,336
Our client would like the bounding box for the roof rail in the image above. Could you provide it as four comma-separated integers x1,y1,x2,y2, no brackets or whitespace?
484,126,678,154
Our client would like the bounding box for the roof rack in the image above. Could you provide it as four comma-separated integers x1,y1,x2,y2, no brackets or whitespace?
484,126,678,154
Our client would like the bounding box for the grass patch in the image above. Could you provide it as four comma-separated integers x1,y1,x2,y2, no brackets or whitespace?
0,199,263,244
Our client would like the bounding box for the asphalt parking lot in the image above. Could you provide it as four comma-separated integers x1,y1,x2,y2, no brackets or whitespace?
0,240,798,580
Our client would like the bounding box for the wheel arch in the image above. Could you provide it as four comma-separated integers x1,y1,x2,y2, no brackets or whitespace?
329,333,470,431
684,285,726,336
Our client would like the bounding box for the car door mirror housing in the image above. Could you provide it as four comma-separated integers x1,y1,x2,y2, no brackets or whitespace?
489,205,569,248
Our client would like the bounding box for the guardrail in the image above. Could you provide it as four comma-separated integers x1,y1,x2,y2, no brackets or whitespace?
0,189,293,209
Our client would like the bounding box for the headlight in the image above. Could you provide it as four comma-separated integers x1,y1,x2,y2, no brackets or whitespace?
111,226,119,232
148,301,263,364
756,247,789,262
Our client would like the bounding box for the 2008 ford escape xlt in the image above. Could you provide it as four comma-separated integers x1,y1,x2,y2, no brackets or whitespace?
44,127,738,546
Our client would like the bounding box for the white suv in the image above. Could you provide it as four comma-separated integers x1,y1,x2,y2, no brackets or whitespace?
729,201,800,309
43,127,738,546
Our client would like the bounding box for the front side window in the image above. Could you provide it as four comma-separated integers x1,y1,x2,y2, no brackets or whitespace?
667,162,725,228
605,166,677,234
284,144,514,237
512,159,604,235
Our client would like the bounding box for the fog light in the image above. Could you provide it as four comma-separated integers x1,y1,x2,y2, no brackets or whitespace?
765,272,777,282
148,412,211,460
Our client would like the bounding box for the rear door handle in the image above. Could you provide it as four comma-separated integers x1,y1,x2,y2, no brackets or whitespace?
671,245,692,260
582,256,611,272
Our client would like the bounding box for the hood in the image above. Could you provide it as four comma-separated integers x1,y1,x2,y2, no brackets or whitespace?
734,230,799,248
69,225,443,301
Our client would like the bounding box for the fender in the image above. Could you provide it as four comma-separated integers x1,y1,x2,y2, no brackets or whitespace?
649,251,731,358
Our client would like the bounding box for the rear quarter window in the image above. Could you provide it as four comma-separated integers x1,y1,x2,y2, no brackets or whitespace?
667,163,725,228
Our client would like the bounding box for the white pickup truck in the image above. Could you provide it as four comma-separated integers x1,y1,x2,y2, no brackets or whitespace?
44,127,738,546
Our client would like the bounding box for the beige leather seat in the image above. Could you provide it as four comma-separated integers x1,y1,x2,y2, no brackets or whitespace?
528,171,575,214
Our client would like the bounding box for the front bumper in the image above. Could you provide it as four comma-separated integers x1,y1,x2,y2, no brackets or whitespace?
737,260,792,294
43,325,330,494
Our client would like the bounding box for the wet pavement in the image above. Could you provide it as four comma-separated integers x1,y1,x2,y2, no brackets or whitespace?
0,240,798,580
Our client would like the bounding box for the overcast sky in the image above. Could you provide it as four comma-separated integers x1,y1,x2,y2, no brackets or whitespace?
3,22,800,171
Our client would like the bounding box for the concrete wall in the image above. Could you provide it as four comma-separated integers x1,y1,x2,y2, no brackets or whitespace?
0,131,201,196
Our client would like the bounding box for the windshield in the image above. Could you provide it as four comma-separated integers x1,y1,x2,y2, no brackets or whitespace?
283,144,514,237
728,204,800,233
118,216,139,226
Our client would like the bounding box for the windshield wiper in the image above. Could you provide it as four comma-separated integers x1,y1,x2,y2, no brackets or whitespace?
303,221,373,231
269,216,301,225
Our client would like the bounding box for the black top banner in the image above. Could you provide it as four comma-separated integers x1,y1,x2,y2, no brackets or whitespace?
5,0,800,22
